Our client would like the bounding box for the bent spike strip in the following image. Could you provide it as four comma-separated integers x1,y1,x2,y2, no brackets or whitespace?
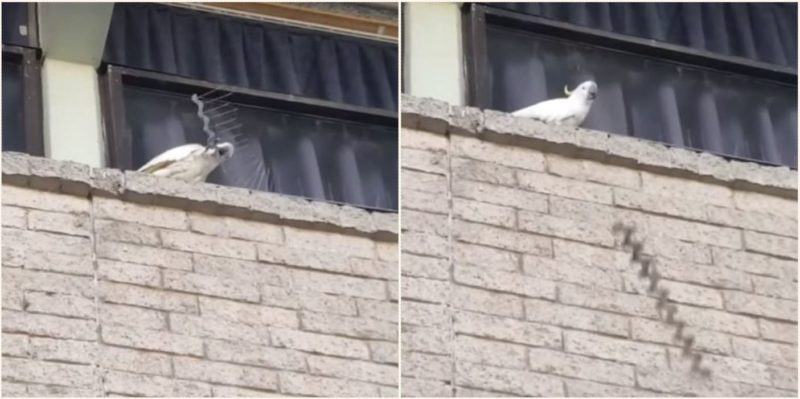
190,93,217,147
611,222,712,378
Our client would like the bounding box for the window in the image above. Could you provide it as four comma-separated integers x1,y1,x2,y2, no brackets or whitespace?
2,3,43,155
463,3,797,168
99,4,398,211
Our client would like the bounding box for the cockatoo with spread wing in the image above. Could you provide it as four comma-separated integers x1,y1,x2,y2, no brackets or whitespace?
512,81,597,127
138,91,239,183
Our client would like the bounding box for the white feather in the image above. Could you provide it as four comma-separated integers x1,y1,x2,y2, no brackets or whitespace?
512,81,597,127
137,142,234,183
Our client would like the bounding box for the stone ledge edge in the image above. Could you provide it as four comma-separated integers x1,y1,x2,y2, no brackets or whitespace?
402,94,798,196
2,152,398,240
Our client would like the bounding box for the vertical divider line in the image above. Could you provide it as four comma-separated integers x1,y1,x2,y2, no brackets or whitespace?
446,129,457,397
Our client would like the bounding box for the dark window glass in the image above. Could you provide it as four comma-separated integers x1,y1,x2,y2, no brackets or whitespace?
2,55,26,152
2,3,35,47
121,86,398,210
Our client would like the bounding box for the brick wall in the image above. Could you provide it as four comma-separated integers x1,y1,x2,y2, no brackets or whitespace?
400,96,798,397
1,153,398,397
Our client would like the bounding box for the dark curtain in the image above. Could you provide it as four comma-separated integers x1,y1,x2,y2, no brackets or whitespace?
488,3,797,69
483,4,797,168
1,3,35,47
103,3,398,111
2,58,25,152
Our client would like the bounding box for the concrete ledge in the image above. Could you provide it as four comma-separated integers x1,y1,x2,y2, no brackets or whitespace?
2,152,398,240
401,94,798,197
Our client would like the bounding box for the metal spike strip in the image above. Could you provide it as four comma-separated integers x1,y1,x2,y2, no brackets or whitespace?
611,222,712,378
191,90,241,148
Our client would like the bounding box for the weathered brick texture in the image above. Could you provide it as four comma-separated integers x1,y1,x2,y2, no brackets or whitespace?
400,97,798,397
1,154,398,397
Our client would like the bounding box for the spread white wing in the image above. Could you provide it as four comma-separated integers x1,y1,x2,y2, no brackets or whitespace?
512,98,577,125
137,143,205,173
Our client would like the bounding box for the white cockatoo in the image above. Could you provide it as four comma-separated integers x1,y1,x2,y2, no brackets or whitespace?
137,142,234,183
512,81,597,127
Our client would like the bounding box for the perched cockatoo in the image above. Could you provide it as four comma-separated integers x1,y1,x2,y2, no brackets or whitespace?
137,142,234,183
512,81,597,127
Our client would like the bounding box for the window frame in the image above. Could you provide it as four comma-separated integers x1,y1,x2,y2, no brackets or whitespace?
2,44,44,156
462,3,798,109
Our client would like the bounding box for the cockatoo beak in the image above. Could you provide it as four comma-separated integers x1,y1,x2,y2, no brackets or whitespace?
564,85,572,96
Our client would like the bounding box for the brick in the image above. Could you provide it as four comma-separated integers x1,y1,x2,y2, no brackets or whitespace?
98,259,161,287
286,226,375,257
454,387,515,397
99,281,198,313
452,179,548,212
639,213,742,249
1,205,26,228
552,239,630,271
622,275,723,308
677,305,760,336
356,298,397,322
95,196,187,229
6,268,94,298
455,335,527,369
641,171,733,206
289,269,387,300
402,325,450,355
164,269,260,302
744,231,797,259
279,372,381,397
99,303,167,330
547,153,640,189
631,318,732,355
668,348,773,387
452,157,517,186
525,299,629,337
767,366,798,391
403,188,450,214
376,241,398,263
453,285,524,318
565,379,662,397
759,319,797,343
103,370,211,397
455,362,564,396
99,346,172,376
402,301,449,328
733,191,797,219
731,336,796,368
2,358,95,388
1,274,23,310
25,291,95,318
401,378,451,397
402,169,448,194
95,219,161,245
27,384,100,397
455,264,555,300
402,147,448,174
523,254,621,290
453,197,516,228
188,212,283,243
646,235,712,264
402,231,449,258
1,382,28,396
564,330,667,367
14,229,92,256
724,291,796,321
451,134,546,171
519,211,615,247
29,337,96,364
271,328,370,359
402,351,450,380
200,297,298,328
453,220,552,256
2,185,90,214
369,341,398,364
212,386,280,397
308,355,397,386
170,313,270,345
454,242,520,272
97,241,192,270
401,253,449,280
27,209,91,236
559,283,659,318
402,209,449,237
174,356,278,391
527,347,636,386
713,247,795,280
102,325,203,356
300,311,395,341
751,275,797,300
2,333,29,357
548,195,619,226
518,170,613,204
613,187,707,220
161,230,256,260
3,310,95,341
260,285,357,316
194,253,289,287
26,251,94,276
707,205,796,238
656,258,751,291
206,340,306,371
